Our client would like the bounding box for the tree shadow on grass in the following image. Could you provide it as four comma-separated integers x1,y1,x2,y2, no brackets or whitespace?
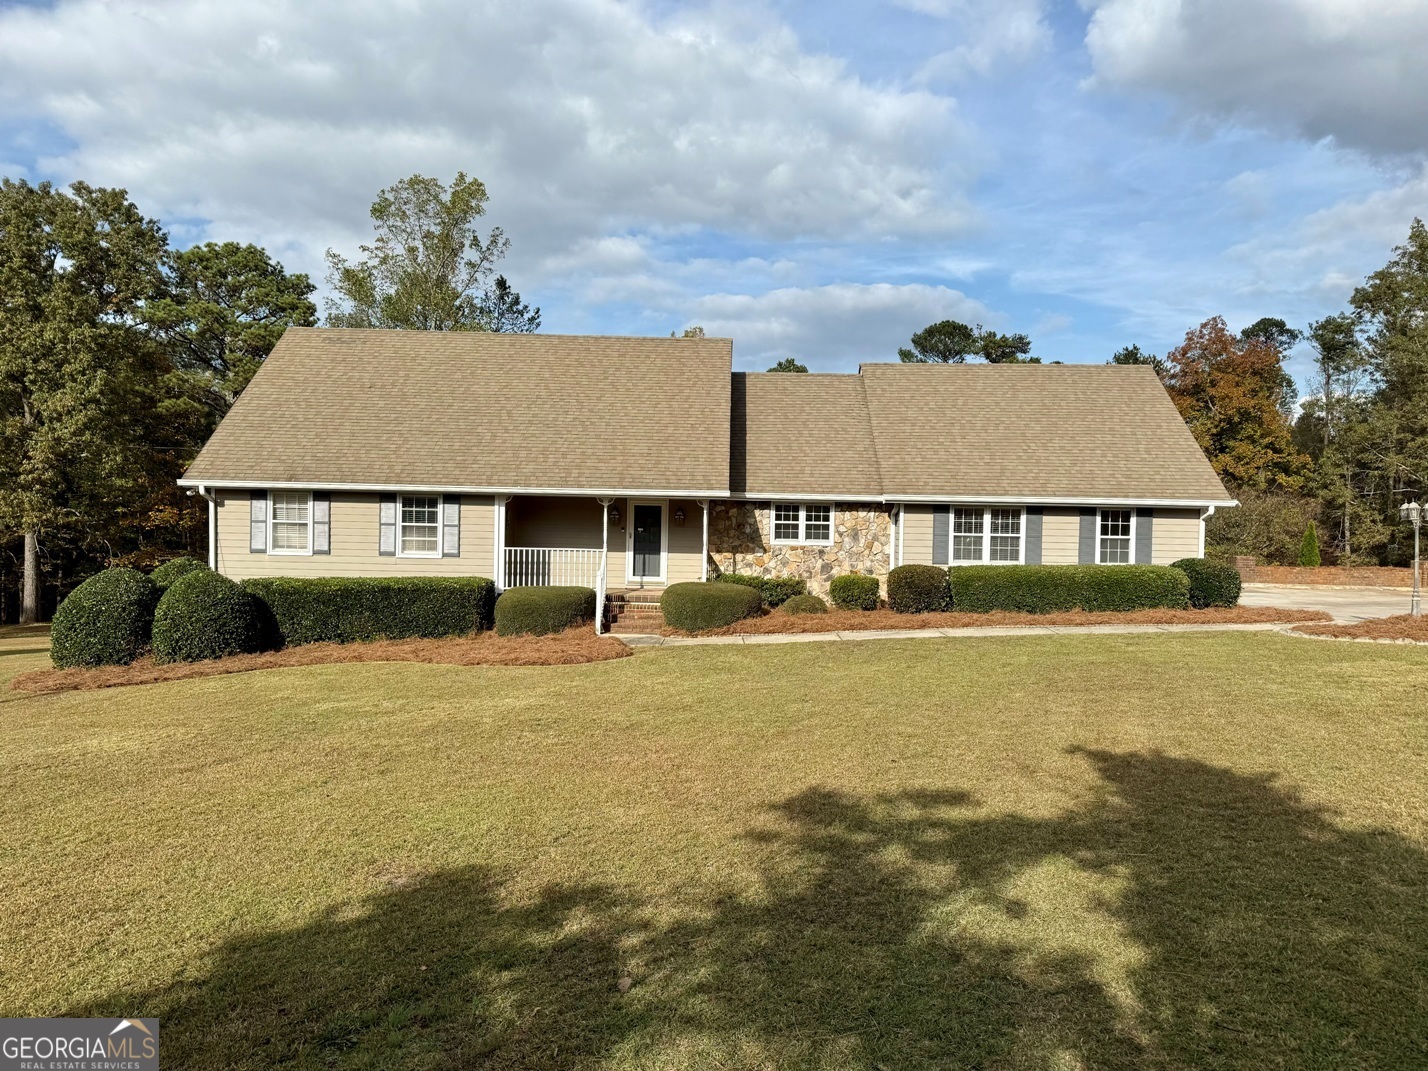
69,753,1428,1069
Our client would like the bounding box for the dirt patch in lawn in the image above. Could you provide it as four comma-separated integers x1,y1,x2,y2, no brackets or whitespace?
11,628,631,695
674,606,1332,637
1292,614,1428,643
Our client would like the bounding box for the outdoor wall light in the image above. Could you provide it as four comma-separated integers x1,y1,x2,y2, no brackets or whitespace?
674,507,686,525
609,504,621,525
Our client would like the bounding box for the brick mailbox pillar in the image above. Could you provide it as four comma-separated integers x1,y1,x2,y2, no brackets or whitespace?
1231,555,1257,582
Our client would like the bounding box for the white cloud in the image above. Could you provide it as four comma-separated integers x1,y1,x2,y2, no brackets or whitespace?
690,282,992,369
895,0,1050,82
1083,0,1428,156
0,0,972,292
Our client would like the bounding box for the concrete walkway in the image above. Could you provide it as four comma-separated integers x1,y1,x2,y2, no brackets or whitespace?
618,622,1291,647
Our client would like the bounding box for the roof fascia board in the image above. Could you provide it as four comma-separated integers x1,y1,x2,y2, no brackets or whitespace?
178,478,730,499
887,494,1238,508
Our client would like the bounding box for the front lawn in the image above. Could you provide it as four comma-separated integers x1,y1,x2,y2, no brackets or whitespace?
2,631,1425,1069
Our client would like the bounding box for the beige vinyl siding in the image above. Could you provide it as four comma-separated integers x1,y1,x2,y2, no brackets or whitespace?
666,499,706,584
900,504,935,565
214,490,495,580
1040,508,1082,565
1152,509,1202,564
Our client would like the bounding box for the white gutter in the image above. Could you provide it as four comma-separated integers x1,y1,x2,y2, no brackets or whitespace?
178,478,730,499
886,494,1239,508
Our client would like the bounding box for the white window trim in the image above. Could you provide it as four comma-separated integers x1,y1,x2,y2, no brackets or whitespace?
267,490,314,556
770,502,835,546
397,493,444,559
1096,508,1137,565
948,505,1026,565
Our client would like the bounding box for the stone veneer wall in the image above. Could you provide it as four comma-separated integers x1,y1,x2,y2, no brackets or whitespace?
708,501,892,597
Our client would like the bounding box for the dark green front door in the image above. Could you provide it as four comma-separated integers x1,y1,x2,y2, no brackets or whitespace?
632,504,662,580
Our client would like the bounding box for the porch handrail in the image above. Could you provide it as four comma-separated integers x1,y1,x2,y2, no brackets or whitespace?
503,546,603,589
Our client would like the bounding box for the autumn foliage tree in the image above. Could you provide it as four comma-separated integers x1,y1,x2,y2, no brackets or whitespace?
1161,317,1308,492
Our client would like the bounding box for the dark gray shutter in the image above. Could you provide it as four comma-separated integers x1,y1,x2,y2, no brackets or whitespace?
442,495,461,557
312,492,331,555
1078,509,1097,564
249,491,267,553
379,494,397,556
1135,508,1154,564
1024,507,1043,564
931,506,950,566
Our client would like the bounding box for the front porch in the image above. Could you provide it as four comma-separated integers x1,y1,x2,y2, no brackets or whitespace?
494,494,712,630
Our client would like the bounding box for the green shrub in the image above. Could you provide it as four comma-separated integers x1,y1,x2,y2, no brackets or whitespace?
150,556,209,591
1299,522,1321,567
493,586,597,636
887,565,952,613
662,582,763,631
713,572,806,608
1171,558,1242,609
152,571,264,663
244,576,497,646
49,567,159,668
780,594,829,615
829,573,880,611
947,564,1190,614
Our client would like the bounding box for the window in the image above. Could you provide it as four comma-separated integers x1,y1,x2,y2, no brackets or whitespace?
771,503,834,545
400,495,441,556
950,506,1023,564
1099,509,1133,564
269,491,311,554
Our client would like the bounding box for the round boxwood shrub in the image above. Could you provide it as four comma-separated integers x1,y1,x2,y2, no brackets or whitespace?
714,573,806,608
151,556,209,591
152,570,264,663
50,567,159,668
780,594,829,615
662,581,763,632
829,573,879,611
887,565,952,613
1171,557,1242,609
494,586,597,636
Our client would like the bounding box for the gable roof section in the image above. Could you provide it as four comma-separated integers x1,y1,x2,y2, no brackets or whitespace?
183,328,732,495
858,363,1231,503
731,372,881,497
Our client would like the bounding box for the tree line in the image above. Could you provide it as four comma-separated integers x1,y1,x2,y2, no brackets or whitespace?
0,171,539,623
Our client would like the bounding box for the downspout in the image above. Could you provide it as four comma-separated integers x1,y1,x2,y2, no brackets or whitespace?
1198,505,1215,558
194,485,219,570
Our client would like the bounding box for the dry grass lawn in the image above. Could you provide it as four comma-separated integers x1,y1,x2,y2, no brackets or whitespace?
1,625,1425,1070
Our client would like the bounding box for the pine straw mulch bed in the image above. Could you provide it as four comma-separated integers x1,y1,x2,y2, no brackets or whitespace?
1291,614,1428,643
669,605,1332,637
11,629,631,695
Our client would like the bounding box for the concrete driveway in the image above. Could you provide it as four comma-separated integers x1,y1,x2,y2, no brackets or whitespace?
1239,583,1413,623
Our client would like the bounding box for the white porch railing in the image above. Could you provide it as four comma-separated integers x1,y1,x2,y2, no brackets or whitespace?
504,547,603,589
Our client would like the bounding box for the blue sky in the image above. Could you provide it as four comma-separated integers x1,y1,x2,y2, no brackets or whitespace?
1,0,1425,388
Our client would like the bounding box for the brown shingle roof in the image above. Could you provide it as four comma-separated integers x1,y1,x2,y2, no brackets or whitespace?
731,373,881,497
183,328,732,494
858,363,1231,502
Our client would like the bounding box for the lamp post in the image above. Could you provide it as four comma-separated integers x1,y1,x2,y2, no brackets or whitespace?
1400,501,1422,617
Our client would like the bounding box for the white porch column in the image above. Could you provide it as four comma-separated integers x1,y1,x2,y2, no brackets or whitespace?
493,495,510,589
889,503,900,569
597,497,613,635
699,499,710,582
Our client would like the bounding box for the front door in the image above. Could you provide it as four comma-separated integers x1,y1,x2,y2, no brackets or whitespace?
629,502,665,585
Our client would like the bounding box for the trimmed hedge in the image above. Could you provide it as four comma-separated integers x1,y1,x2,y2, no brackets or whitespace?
780,594,829,615
50,567,159,668
662,582,763,631
947,564,1190,614
887,565,952,613
829,573,880,611
713,572,806,608
244,576,497,646
151,556,209,591
1171,558,1242,609
152,571,264,663
494,586,596,636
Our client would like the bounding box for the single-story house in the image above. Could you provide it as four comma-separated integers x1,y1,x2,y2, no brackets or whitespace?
179,328,1234,617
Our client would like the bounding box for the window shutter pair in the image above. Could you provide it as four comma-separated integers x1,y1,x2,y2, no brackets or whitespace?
1078,508,1155,563
378,494,461,556
250,491,328,554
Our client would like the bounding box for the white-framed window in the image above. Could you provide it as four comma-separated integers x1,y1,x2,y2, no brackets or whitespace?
269,491,312,554
399,494,441,557
1098,508,1134,564
950,506,1024,564
771,502,834,545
